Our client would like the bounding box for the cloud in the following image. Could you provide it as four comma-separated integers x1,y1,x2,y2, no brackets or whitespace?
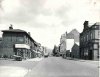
1,0,46,24
35,14,63,27
0,0,100,48
0,0,4,23
0,0,1,8
0,0,3,9
1,0,100,26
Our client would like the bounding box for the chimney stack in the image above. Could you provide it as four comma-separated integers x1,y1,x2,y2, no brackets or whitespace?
83,21,89,27
9,24,13,30
28,32,31,36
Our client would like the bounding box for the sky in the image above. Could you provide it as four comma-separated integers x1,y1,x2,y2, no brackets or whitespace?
0,0,100,49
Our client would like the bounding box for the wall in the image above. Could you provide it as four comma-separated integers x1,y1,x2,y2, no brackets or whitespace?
66,39,74,52
0,32,25,58
71,43,79,58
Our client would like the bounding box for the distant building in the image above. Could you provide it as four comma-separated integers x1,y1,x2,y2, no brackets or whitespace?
71,43,79,58
0,37,2,46
66,39,74,52
66,29,79,56
66,29,79,42
59,29,80,58
43,47,49,57
39,46,45,57
59,33,66,56
0,25,41,59
80,21,100,60
0,37,2,57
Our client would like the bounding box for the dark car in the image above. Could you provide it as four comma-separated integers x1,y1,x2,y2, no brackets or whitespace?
13,55,22,61
15,56,22,61
44,55,48,58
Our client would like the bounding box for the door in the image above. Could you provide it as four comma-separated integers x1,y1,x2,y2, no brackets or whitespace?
89,50,93,60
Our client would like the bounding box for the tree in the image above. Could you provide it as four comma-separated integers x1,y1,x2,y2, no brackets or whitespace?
52,45,57,56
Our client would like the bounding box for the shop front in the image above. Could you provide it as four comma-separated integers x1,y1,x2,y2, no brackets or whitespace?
14,44,31,59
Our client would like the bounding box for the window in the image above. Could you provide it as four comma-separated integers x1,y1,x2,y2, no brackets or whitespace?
17,34,24,43
84,36,85,42
17,36,24,43
11,34,16,42
95,30,99,39
94,44,98,49
90,32,92,39
19,37,24,42
4,34,11,42
86,34,88,41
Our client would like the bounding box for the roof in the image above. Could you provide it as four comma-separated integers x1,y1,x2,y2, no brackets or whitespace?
2,29,26,33
84,21,100,27
2,29,38,45
94,22,100,25
82,21,100,33
75,42,79,46
66,33,74,39
66,29,79,42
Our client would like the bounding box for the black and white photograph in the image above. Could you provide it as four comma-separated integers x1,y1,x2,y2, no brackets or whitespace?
0,0,100,77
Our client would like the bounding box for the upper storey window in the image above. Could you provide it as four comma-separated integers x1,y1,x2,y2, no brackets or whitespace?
17,34,24,43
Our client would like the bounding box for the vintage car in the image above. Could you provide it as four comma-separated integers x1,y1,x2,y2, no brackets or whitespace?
13,55,22,61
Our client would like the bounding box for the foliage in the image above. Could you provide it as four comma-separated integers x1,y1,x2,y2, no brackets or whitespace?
52,45,57,56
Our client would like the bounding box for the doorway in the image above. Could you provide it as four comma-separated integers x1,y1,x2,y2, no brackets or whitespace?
89,50,93,60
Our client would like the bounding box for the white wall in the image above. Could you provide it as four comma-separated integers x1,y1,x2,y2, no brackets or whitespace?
66,39,74,52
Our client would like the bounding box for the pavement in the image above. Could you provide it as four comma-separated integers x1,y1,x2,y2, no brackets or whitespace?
0,57,43,77
66,57,99,66
0,66,27,77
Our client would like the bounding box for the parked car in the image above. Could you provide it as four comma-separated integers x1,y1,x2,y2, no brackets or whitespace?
44,55,48,58
13,55,22,61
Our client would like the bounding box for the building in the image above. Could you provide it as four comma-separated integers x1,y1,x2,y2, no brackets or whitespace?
59,29,80,58
39,46,45,57
43,47,49,57
66,29,79,58
0,37,2,47
0,37,2,42
59,33,67,57
80,21,100,60
57,46,60,56
0,25,41,59
66,39,74,57
66,29,79,42
0,37,2,58
71,43,79,58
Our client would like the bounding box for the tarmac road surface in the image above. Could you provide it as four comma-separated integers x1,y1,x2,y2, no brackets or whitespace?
25,57,99,77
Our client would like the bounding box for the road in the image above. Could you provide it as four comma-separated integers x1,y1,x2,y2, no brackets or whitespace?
0,57,99,77
25,57,99,77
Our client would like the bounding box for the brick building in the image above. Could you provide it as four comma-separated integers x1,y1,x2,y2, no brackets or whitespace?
80,21,100,60
0,25,40,59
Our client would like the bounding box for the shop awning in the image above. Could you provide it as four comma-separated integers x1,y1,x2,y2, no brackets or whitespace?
15,44,30,49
